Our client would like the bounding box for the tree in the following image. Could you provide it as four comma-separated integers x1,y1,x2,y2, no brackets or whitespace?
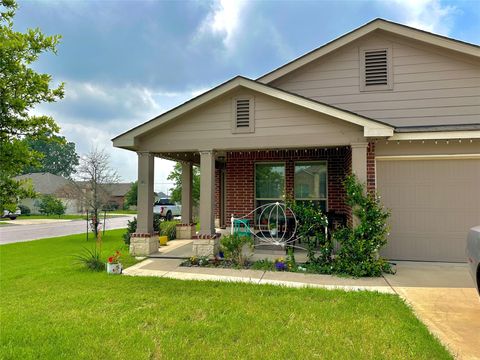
22,135,80,178
0,0,65,211
36,194,66,216
124,181,137,208
76,148,120,238
167,163,200,206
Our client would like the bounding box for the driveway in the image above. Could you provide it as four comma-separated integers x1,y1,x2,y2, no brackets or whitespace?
0,216,134,245
384,262,480,360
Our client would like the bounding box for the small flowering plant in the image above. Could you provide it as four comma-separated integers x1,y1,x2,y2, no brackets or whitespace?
275,257,286,271
108,250,122,264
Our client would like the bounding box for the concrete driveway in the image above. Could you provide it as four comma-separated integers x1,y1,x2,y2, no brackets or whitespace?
384,262,480,360
0,216,134,245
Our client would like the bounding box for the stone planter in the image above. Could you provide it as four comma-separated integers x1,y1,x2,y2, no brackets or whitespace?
176,224,196,239
106,262,122,274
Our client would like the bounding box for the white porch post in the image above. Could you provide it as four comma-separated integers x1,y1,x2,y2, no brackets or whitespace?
199,150,215,235
130,152,157,256
350,142,368,226
181,161,193,224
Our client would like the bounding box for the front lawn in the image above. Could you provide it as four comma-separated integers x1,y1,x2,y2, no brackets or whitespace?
0,230,451,359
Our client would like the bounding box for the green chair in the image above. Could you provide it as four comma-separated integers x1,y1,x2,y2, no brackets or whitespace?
232,218,251,237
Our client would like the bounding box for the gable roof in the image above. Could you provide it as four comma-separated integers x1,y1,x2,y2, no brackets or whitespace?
258,18,480,84
112,76,393,148
14,173,75,195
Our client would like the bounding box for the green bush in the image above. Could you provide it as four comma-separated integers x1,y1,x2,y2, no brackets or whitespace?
18,204,30,215
220,234,253,265
123,214,168,245
159,220,179,240
251,259,275,271
333,174,392,277
36,195,66,216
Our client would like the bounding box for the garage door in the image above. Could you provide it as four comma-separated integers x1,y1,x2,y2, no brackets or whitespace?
376,158,480,262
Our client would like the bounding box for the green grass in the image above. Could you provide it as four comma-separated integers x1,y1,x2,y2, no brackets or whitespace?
0,230,451,360
110,209,137,214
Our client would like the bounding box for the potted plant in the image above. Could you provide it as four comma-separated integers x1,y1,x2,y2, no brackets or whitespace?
106,250,122,274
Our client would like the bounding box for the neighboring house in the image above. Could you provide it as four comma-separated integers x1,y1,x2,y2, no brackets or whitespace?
154,191,168,203
15,173,81,214
103,183,133,209
113,18,480,262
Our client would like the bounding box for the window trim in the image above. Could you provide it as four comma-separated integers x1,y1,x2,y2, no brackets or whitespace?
294,160,328,211
359,46,393,92
232,95,255,134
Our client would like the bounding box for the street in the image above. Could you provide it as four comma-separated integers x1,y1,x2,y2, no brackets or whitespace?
0,216,134,245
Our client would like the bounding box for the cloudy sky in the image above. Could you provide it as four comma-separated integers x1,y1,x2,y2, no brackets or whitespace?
14,0,480,193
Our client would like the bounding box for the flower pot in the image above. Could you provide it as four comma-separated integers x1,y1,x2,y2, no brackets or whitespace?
159,235,168,246
107,262,122,274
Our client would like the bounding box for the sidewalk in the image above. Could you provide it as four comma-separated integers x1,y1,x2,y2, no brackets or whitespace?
123,256,394,293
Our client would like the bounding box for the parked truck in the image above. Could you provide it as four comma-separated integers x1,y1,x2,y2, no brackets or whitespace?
153,198,181,221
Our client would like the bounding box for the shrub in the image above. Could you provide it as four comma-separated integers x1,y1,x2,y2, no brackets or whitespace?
159,220,179,240
251,259,275,271
123,214,165,245
333,174,392,277
220,234,253,265
18,204,30,215
74,247,105,271
36,195,66,216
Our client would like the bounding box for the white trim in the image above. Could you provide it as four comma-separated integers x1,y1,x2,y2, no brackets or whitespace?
389,131,480,141
376,154,480,161
258,19,480,84
113,77,393,148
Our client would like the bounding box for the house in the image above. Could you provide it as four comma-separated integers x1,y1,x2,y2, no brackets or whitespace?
113,18,480,262
103,183,133,209
15,173,81,214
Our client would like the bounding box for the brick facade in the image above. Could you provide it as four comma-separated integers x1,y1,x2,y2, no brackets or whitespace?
221,147,368,226
367,142,376,193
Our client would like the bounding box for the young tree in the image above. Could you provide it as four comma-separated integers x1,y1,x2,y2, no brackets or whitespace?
167,163,200,206
124,181,137,208
0,0,65,211
76,148,120,238
22,135,80,178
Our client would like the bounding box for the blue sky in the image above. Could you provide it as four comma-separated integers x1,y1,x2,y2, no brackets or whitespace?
14,0,480,193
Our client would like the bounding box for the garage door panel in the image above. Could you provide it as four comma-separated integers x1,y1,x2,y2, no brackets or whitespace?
377,158,480,262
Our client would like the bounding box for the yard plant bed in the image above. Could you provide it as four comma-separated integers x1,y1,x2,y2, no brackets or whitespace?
0,230,451,359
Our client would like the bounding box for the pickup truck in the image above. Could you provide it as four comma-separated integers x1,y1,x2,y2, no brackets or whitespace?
153,198,181,221
466,225,480,296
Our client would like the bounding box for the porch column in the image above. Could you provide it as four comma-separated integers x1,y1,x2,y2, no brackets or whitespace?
351,143,368,185
199,150,215,235
130,152,157,256
181,161,193,224
350,143,368,227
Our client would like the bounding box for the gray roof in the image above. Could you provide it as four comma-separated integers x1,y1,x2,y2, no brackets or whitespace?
103,183,133,197
14,173,75,195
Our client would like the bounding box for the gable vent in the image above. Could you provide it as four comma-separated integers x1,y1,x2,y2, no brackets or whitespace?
235,99,251,128
364,49,388,86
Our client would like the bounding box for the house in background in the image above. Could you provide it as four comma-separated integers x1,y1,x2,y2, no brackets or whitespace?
15,172,81,214
103,183,133,209
113,18,480,262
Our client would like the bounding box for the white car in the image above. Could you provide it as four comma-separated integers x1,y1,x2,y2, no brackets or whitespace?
1,209,21,220
153,198,181,221
466,225,480,295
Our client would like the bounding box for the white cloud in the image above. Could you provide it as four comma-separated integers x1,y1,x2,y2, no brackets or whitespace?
197,0,248,49
390,0,457,35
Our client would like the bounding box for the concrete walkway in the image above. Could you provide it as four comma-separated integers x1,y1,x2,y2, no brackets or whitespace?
124,247,480,360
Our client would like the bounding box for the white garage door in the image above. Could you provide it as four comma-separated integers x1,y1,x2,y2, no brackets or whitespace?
376,158,480,262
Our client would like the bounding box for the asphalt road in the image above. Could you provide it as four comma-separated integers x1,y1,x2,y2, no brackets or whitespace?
0,216,134,245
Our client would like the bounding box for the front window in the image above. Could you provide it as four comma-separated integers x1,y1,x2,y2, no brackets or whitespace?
294,161,327,211
255,163,285,223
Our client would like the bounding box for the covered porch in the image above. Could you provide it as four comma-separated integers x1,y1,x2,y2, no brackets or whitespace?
112,77,393,256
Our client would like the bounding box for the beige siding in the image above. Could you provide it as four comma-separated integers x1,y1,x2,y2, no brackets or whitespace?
272,31,480,127
377,158,480,262
137,89,365,152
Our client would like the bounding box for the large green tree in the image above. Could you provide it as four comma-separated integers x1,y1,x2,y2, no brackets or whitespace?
0,0,65,211
22,135,79,178
124,181,137,208
167,163,200,206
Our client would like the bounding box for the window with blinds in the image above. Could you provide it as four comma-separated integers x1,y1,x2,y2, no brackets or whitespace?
360,47,393,91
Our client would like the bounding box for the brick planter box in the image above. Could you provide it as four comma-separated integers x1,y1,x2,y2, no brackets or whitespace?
176,223,196,239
